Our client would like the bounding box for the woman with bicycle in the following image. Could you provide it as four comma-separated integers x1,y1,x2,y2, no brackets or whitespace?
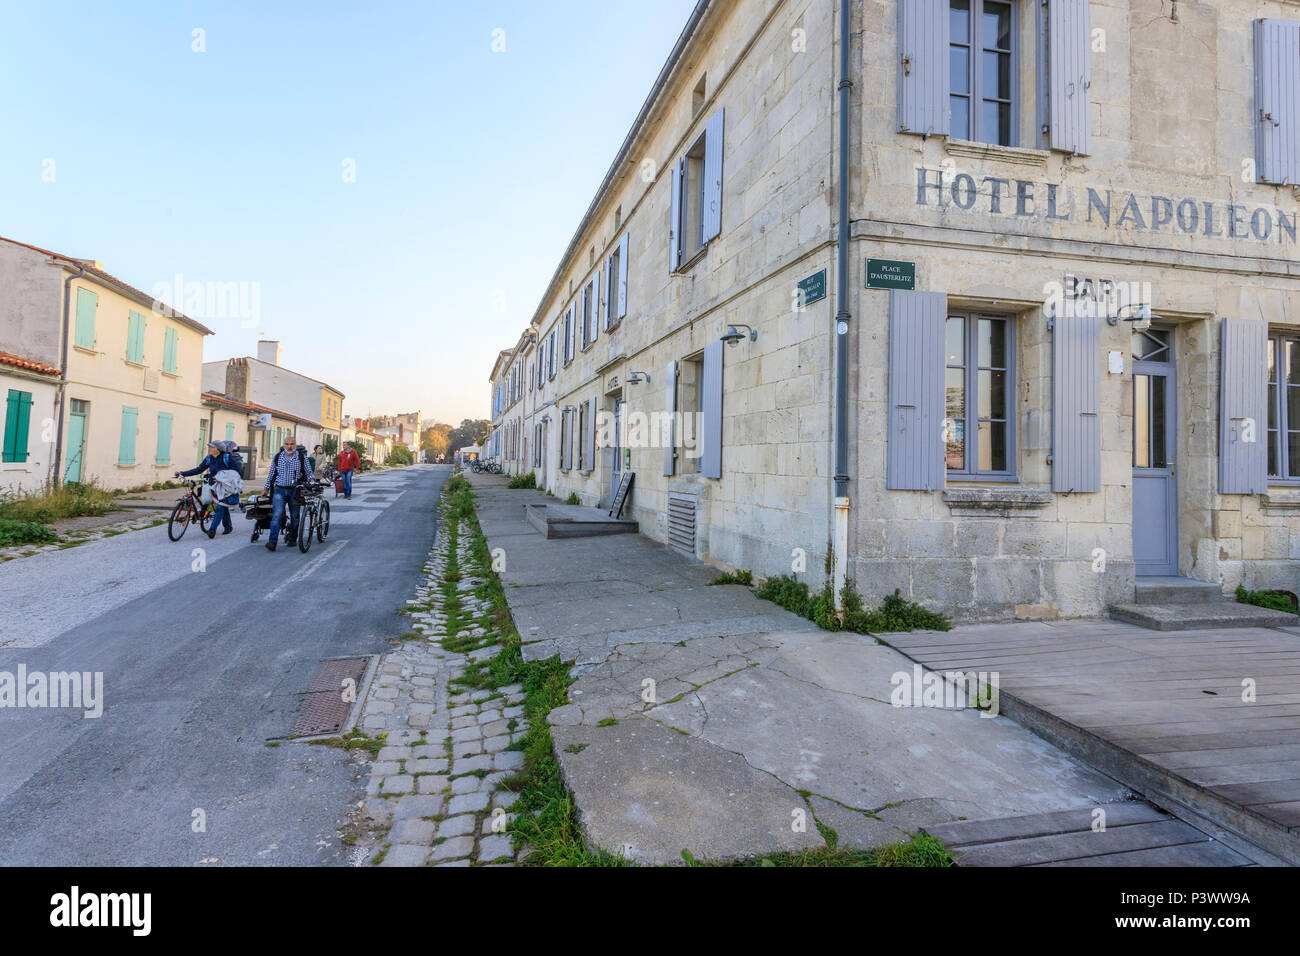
176,440,243,538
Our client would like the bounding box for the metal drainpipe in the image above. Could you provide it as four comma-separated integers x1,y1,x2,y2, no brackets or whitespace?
832,0,854,607
52,263,86,486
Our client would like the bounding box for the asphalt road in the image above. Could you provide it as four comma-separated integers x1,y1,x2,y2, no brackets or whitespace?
0,464,448,866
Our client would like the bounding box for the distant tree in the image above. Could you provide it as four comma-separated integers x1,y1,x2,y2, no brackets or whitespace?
446,419,490,454
423,423,453,460
387,445,415,466
322,435,338,456
345,439,366,459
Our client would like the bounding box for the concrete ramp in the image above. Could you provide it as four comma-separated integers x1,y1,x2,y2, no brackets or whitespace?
524,503,637,539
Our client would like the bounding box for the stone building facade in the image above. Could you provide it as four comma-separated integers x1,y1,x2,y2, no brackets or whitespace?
488,0,1300,621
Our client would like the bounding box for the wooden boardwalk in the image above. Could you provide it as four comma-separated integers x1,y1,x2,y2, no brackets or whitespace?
885,619,1300,864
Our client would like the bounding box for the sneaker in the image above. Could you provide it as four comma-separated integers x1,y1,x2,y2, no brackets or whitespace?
222,527,233,535
206,526,217,539
285,537,297,546
266,541,277,552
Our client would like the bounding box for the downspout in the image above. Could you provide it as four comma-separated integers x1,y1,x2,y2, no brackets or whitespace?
832,0,853,608
52,262,86,486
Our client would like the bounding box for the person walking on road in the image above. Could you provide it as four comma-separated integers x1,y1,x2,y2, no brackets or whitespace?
176,440,243,538
337,443,360,499
263,434,314,552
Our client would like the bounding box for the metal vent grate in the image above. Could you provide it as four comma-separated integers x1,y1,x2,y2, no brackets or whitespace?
666,492,697,556
291,657,370,737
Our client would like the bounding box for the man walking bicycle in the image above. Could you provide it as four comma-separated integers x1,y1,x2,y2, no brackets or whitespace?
263,434,314,552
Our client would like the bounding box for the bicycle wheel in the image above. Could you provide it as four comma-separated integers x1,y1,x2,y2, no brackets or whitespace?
167,500,191,541
316,500,330,542
198,507,214,534
298,508,314,552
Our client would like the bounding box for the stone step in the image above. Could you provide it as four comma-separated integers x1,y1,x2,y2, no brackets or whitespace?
524,503,638,539
1110,601,1299,631
1133,576,1223,605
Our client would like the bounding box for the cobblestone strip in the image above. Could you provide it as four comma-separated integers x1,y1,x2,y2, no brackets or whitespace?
356,492,527,867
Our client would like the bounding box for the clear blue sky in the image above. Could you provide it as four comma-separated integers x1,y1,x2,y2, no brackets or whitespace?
0,0,698,425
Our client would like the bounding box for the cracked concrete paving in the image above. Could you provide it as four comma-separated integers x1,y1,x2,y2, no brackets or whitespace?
468,473,1132,865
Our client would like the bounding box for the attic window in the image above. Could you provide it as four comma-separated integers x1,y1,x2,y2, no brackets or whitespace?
692,74,707,115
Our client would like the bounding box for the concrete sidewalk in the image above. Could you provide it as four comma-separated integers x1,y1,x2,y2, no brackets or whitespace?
469,473,1162,864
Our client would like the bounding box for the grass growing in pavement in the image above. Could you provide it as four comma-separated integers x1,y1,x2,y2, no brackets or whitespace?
0,519,59,547
1235,585,1298,614
446,471,953,867
708,569,753,586
755,575,951,633
309,728,387,758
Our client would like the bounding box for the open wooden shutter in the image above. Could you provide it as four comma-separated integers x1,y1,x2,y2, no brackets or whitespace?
1220,317,1269,494
584,399,597,471
669,157,684,271
589,273,600,343
886,290,945,490
617,232,629,319
1046,0,1092,155
1255,18,1300,185
700,341,723,479
664,360,678,476
118,406,138,465
702,108,725,243
1052,300,1100,492
897,0,949,136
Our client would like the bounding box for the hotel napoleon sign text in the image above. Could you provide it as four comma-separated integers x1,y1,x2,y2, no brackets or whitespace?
916,167,1300,247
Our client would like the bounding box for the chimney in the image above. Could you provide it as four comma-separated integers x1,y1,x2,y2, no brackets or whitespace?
226,357,249,401
257,340,281,366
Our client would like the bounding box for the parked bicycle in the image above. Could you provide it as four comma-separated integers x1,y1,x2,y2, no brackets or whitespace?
293,480,331,553
167,479,215,541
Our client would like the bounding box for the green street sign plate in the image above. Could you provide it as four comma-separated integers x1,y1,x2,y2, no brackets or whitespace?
796,269,827,306
866,258,916,291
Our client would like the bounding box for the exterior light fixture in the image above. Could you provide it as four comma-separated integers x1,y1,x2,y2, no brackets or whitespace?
721,324,757,346
1110,303,1153,331
627,371,651,384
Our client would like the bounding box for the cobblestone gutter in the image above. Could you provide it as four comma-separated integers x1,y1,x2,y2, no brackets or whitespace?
354,482,528,867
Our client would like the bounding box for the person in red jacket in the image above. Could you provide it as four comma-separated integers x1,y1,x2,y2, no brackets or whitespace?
337,445,360,498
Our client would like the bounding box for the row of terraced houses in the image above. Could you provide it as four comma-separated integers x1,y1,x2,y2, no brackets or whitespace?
488,0,1300,622
0,234,413,493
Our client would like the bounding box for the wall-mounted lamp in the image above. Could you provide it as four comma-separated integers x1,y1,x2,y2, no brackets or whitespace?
720,324,757,346
1108,303,1152,331
627,371,651,384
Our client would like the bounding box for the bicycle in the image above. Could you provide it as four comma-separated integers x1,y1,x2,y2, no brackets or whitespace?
293,480,331,553
167,479,215,541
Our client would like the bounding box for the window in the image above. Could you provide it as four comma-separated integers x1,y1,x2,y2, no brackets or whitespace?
126,310,146,363
226,421,235,442
163,327,179,373
670,109,724,271
118,406,138,465
563,307,574,365
2,390,33,463
944,312,1014,478
605,234,628,330
580,283,594,349
1268,333,1300,481
548,329,557,379
949,0,1016,146
156,412,173,465
677,355,703,474
74,288,97,349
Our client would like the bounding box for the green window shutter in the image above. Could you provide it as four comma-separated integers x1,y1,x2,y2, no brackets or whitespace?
75,288,98,349
3,390,33,463
163,327,179,373
156,412,173,465
127,310,146,363
197,418,207,465
225,422,235,442
118,406,138,464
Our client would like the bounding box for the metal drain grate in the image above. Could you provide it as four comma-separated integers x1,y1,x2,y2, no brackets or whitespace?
292,657,370,737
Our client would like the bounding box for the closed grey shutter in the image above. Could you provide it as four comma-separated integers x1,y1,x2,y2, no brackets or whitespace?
664,359,678,476
563,310,571,364
700,341,723,478
565,408,574,470
1255,19,1300,186
1220,317,1269,494
897,0,949,136
617,232,629,318
886,290,945,490
584,398,597,471
702,108,725,242
669,158,684,271
1046,0,1092,155
590,273,600,342
1052,300,1100,493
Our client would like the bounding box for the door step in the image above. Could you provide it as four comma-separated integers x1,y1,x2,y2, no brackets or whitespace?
1110,601,1299,631
1133,576,1223,605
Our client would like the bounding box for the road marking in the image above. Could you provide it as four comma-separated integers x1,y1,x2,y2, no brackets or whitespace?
264,540,350,601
